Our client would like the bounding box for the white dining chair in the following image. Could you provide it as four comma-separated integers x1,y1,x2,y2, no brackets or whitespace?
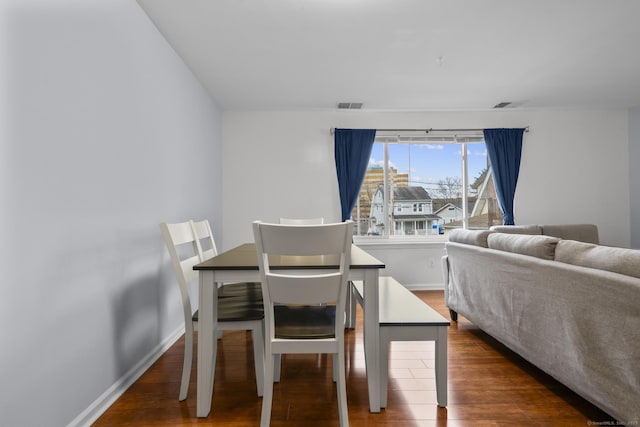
253,220,353,427
160,220,264,401
191,219,263,299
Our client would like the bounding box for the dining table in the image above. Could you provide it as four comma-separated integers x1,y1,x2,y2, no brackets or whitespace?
193,242,385,418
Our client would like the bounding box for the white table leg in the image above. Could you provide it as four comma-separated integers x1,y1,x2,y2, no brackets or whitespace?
345,283,354,329
379,327,390,409
362,269,380,413
197,271,218,417
435,326,448,407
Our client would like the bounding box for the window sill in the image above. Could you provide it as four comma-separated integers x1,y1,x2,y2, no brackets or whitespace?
353,235,448,247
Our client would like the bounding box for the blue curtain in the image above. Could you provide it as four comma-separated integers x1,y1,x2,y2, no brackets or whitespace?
334,128,377,221
483,128,525,225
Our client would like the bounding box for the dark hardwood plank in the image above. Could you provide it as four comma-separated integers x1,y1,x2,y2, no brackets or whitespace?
93,291,618,426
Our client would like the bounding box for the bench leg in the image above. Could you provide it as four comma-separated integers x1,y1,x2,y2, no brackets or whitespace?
435,326,448,407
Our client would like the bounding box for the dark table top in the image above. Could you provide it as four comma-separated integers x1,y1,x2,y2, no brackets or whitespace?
194,243,385,271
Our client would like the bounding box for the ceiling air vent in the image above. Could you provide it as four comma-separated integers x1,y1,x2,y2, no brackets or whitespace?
493,102,512,109
338,102,363,109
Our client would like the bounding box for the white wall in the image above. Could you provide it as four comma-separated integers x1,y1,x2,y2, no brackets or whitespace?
223,109,631,286
0,1,222,426
356,241,447,289
630,107,640,249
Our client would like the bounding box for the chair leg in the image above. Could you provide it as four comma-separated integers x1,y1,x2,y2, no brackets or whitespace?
260,352,274,427
332,354,337,382
251,326,265,397
179,326,193,401
345,285,352,328
273,354,281,383
336,346,349,427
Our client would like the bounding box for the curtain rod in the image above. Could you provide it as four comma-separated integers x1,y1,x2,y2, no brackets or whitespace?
329,126,530,134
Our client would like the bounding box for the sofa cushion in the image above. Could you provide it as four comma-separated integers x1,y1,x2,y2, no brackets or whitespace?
448,229,492,247
489,224,542,235
555,240,640,278
487,233,560,260
541,224,599,244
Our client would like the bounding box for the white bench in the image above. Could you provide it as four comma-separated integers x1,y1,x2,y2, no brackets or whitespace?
348,277,450,408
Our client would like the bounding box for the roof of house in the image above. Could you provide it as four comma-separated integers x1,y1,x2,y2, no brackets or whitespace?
443,213,502,230
393,186,431,201
434,203,463,215
393,214,441,220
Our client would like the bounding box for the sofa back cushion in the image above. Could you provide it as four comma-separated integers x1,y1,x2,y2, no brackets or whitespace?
555,240,640,278
448,229,492,248
489,224,542,235
487,233,560,260
541,224,599,244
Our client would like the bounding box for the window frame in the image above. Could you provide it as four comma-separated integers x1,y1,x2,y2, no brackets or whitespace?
352,131,490,242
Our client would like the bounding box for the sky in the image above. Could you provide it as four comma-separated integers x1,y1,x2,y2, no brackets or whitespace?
368,142,488,194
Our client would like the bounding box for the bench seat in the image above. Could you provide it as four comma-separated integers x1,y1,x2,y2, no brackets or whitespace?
349,277,449,408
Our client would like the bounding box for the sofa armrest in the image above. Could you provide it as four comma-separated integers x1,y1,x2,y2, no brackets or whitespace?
440,254,458,321
441,254,449,299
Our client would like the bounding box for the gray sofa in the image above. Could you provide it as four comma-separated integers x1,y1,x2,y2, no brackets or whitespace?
442,224,640,423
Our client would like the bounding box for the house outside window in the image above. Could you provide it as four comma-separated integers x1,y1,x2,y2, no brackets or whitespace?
351,131,501,238
370,186,437,236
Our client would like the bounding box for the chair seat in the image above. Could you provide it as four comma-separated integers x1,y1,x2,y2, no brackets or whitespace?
218,303,264,322
218,282,263,300
192,297,264,322
274,305,336,339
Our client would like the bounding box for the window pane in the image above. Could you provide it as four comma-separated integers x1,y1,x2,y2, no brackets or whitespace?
351,139,500,237
387,143,439,236
467,142,501,229
352,143,385,236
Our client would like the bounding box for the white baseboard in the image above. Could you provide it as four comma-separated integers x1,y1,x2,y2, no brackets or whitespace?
68,284,442,426
403,283,444,291
67,326,185,427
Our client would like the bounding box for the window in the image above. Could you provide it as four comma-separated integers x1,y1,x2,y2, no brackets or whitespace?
352,131,500,238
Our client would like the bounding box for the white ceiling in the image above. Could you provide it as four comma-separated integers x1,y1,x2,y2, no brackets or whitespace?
137,0,640,111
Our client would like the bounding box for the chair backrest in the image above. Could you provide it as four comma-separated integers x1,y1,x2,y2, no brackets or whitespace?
160,221,201,321
279,217,325,225
190,219,219,261
253,221,353,327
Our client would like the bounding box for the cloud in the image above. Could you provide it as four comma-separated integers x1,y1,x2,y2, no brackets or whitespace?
368,158,384,168
416,144,444,150
369,158,397,169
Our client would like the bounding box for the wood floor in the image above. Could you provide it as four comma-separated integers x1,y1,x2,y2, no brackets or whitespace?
94,291,618,426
